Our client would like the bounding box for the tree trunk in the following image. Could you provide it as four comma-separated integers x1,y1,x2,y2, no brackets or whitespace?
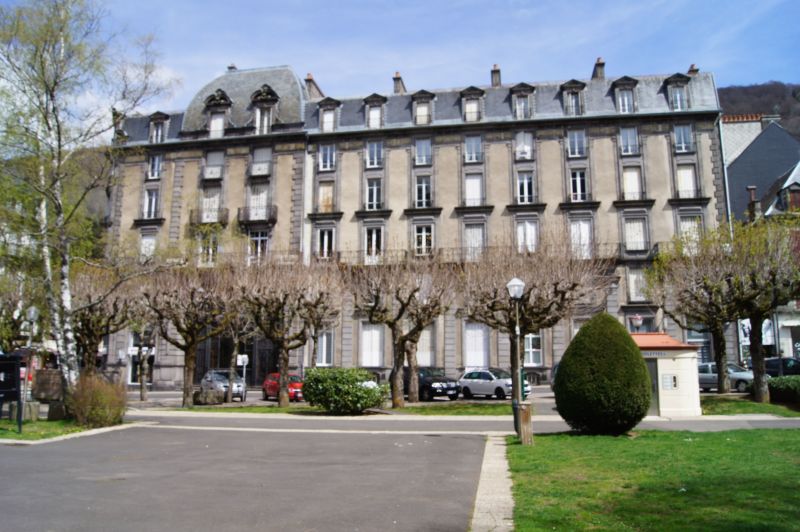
139,347,148,402
389,336,405,409
509,330,524,437
749,313,770,403
55,196,79,389
278,346,290,408
227,334,239,403
711,326,730,394
183,344,197,408
406,342,419,403
309,334,318,369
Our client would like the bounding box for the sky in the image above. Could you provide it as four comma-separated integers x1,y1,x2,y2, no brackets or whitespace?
94,0,799,114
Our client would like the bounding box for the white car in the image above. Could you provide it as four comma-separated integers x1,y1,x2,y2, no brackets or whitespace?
458,367,531,399
698,362,755,393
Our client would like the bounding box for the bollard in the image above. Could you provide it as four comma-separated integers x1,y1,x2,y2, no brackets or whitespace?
518,400,533,445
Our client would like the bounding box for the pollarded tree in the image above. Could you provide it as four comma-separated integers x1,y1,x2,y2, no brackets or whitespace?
344,255,457,408
216,264,258,402
461,225,614,417
647,228,740,393
303,261,343,370
143,267,228,407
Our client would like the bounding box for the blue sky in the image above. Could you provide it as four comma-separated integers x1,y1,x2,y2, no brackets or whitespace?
100,0,799,113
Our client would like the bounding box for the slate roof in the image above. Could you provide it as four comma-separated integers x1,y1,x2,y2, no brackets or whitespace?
304,72,719,132
763,161,800,216
120,112,184,145
726,122,800,221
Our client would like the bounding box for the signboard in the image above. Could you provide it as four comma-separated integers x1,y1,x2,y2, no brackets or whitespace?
0,359,22,433
236,354,249,366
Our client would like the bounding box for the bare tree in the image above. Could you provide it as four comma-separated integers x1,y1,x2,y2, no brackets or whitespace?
304,260,343,370
143,267,227,407
461,226,614,418
345,256,456,408
647,229,740,393
217,264,258,402
125,296,156,402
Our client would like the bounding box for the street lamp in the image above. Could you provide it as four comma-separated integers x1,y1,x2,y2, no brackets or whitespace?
631,314,644,333
22,306,39,403
506,277,525,435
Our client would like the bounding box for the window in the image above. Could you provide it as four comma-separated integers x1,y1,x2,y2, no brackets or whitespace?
464,322,489,367
523,333,542,366
622,167,643,200
417,327,434,367
367,106,382,129
628,314,655,333
144,189,159,219
570,218,592,259
627,268,647,302
464,99,480,122
619,127,639,155
317,181,334,213
248,230,270,265
414,224,433,256
201,186,221,223
415,138,432,165
624,217,648,252
515,132,533,160
317,227,335,259
199,233,218,266
464,223,485,261
319,145,336,171
254,107,270,135
148,154,163,179
204,151,224,180
516,218,538,253
209,112,225,138
517,172,535,204
251,147,272,176
570,170,588,202
365,178,382,210
464,136,482,163
464,174,483,206
415,102,431,125
248,183,269,220
618,89,634,113
679,214,702,254
150,122,164,144
674,125,694,153
566,92,582,116
321,109,335,132
515,95,529,119
676,164,698,198
415,175,432,208
567,130,587,157
671,86,688,111
364,226,383,264
366,141,383,168
316,331,333,366
140,233,156,258
360,323,383,367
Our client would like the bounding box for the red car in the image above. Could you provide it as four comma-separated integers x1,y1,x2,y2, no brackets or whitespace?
262,373,304,402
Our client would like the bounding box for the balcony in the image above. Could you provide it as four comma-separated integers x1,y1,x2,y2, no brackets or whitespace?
190,208,229,226
355,202,391,219
619,144,641,156
515,146,533,160
464,151,484,164
559,195,600,211
415,154,432,166
365,157,384,170
248,160,272,178
133,207,165,226
619,241,653,259
566,147,587,158
613,192,655,209
506,198,546,214
668,189,710,207
203,165,224,181
455,197,493,216
673,142,695,154
237,205,277,226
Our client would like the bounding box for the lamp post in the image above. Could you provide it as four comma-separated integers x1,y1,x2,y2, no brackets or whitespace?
631,314,644,333
506,277,525,436
22,306,39,404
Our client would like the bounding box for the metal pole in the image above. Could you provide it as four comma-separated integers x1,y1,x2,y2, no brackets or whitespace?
512,299,521,435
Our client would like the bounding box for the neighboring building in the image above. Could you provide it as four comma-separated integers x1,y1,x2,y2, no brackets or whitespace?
721,113,780,166
108,60,725,389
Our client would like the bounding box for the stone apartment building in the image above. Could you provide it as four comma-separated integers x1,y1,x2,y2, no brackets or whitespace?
107,60,725,389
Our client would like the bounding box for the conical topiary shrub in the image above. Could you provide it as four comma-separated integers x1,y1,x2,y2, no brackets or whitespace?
554,313,651,435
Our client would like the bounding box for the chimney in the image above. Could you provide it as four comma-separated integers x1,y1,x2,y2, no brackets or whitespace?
305,73,325,99
591,57,605,80
227,64,237,72
491,64,501,87
746,185,762,222
393,71,407,95
688,64,699,76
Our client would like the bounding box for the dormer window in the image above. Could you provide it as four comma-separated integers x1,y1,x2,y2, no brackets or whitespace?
665,73,691,111
368,106,382,129
671,86,688,111
250,84,279,136
509,83,535,120
148,111,169,144
612,76,638,114
321,110,335,132
618,90,634,113
460,86,485,122
209,113,225,138
318,97,341,133
254,107,271,135
412,90,435,126
515,95,529,119
363,94,387,129
560,80,586,116
203,89,232,139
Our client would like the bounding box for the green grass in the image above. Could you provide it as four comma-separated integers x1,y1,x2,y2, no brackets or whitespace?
186,404,325,415
399,402,515,415
701,395,800,417
0,419,84,441
507,430,800,531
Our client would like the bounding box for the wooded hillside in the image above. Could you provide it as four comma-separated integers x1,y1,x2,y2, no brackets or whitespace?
719,81,800,135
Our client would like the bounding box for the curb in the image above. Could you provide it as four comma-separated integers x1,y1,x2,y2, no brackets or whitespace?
471,435,514,532
1,421,156,447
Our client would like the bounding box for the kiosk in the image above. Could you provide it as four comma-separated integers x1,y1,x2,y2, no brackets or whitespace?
632,333,702,417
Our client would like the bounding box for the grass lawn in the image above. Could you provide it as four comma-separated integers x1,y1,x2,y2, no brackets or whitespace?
507,429,800,531
701,395,800,417
0,419,84,441
400,402,515,415
187,404,325,415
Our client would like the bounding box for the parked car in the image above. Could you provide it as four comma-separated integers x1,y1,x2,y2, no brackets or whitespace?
262,372,304,402
200,369,246,401
698,362,754,393
402,367,459,401
458,367,531,399
765,357,800,377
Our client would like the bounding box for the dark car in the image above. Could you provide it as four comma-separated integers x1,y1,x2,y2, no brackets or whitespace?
403,367,459,401
765,357,800,377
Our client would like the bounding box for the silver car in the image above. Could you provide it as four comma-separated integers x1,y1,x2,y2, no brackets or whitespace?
200,369,246,401
458,367,531,399
698,362,754,393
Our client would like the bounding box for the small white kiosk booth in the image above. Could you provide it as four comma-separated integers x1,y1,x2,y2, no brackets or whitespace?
631,333,702,417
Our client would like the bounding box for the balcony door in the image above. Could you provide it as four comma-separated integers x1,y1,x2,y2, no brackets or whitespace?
249,183,268,220
202,187,220,223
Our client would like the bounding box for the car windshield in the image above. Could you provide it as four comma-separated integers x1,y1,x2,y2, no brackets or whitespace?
212,371,240,380
289,375,302,383
491,369,511,379
421,368,445,378
727,364,746,373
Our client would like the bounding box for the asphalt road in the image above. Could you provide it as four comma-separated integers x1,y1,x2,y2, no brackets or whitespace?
0,425,485,532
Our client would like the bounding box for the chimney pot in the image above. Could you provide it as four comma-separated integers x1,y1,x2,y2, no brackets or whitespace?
305,73,324,99
688,64,699,75
746,185,757,202
392,71,407,95
591,57,605,80
491,64,501,87
227,64,237,72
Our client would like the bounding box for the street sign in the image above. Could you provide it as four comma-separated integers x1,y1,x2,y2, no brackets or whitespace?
236,354,249,366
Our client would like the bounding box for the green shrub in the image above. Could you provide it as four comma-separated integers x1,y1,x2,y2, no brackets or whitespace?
554,313,651,435
66,375,127,428
303,368,388,415
768,376,800,405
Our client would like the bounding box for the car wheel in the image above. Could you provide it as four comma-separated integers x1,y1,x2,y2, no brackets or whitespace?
420,388,433,402
495,388,506,400
462,387,473,399
735,380,748,393
448,393,459,401
701,387,711,393
262,389,267,401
